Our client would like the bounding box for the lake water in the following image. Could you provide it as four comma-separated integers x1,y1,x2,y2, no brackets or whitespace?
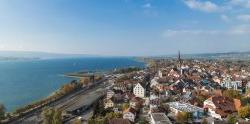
0,57,144,111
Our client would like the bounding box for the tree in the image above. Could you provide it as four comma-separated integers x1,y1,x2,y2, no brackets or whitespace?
227,115,237,124
0,104,5,120
176,112,188,124
73,119,81,124
138,118,148,124
105,112,122,120
42,107,53,124
238,105,250,118
52,109,62,124
122,103,129,110
223,89,241,99
201,118,208,124
42,107,62,124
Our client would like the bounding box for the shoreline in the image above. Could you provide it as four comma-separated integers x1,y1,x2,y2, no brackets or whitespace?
0,58,145,112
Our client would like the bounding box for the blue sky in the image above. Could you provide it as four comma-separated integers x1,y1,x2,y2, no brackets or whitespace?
0,0,250,56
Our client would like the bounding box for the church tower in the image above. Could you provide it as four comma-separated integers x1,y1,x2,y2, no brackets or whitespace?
178,50,183,75
178,50,181,63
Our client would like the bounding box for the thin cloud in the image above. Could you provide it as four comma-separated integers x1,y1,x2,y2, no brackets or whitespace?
229,0,250,8
183,0,220,13
221,15,230,22
237,14,250,22
163,25,250,38
142,3,152,8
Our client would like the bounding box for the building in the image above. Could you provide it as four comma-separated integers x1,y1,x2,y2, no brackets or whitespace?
203,96,241,119
130,97,143,109
167,102,204,120
158,69,168,78
107,90,115,99
150,113,172,124
123,108,137,122
133,83,146,98
221,78,242,91
104,98,114,109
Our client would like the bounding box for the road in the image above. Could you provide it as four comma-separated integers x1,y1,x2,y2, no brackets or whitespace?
10,78,111,124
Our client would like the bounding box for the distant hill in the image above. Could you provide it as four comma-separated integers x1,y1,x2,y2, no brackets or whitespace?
0,51,100,60
144,51,250,60
181,51,250,60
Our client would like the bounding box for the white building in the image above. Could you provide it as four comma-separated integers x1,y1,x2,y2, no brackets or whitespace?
106,90,115,99
123,108,136,122
133,83,145,98
150,113,172,124
221,78,242,91
104,99,114,109
203,98,222,119
246,82,250,89
167,102,204,120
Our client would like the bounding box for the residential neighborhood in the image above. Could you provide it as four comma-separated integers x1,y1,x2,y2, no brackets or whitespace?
88,55,250,124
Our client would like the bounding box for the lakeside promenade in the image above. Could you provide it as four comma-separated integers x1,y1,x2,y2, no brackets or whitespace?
9,77,111,124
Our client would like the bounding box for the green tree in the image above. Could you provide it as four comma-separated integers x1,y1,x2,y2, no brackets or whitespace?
138,118,148,124
227,115,237,124
0,104,5,120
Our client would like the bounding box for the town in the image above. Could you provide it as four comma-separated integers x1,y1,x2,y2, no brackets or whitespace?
88,53,250,124
2,53,250,124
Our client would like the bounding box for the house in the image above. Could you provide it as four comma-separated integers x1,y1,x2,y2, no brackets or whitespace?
133,83,146,98
124,92,135,102
107,90,115,99
168,68,180,78
167,102,204,120
109,118,131,124
130,97,143,109
158,69,168,78
220,78,242,91
150,113,172,124
113,83,127,92
203,96,241,119
104,98,114,109
151,77,160,88
150,94,160,108
246,81,250,89
123,107,137,122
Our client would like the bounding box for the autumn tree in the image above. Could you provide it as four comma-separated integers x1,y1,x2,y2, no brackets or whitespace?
42,107,62,124
223,89,241,99
73,119,81,124
201,118,208,124
238,105,250,118
176,112,189,124
105,112,122,120
122,103,130,110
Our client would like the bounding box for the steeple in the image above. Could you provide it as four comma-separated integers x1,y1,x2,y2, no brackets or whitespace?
178,50,181,63
177,50,182,68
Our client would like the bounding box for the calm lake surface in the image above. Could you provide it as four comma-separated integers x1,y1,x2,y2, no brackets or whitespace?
0,57,144,111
